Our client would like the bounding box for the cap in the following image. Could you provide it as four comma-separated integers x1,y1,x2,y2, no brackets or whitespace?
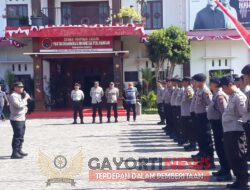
241,64,250,75
210,77,220,85
220,76,235,86
232,74,240,82
175,78,182,82
182,76,192,82
74,83,80,86
13,82,24,88
192,73,206,82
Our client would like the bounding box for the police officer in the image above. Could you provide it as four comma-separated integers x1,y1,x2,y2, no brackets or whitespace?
105,82,119,123
175,78,185,145
170,78,179,139
233,74,241,88
9,82,30,159
0,84,9,121
241,64,250,161
162,79,174,133
192,74,215,169
208,77,231,181
156,81,165,125
90,81,104,124
71,83,84,124
220,76,248,189
181,77,195,150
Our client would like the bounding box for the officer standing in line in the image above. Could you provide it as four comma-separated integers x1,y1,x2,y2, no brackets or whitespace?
9,82,30,159
170,78,179,139
162,79,174,133
71,83,84,124
181,77,196,151
90,81,104,124
156,81,165,125
220,76,248,189
241,65,250,161
207,77,232,181
192,74,215,169
175,78,185,145
0,84,9,121
105,82,119,123
233,75,241,88
186,78,198,151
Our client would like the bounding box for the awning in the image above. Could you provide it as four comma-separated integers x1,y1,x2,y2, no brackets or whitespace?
188,29,242,41
23,50,129,56
5,24,147,39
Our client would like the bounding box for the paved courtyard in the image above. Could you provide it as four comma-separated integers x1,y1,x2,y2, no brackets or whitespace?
0,115,243,190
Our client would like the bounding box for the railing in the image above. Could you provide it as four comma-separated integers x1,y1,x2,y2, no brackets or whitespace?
41,6,111,25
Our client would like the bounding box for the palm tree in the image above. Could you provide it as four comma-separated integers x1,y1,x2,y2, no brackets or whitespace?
141,68,155,93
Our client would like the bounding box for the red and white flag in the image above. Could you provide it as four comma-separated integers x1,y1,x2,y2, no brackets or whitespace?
215,0,250,48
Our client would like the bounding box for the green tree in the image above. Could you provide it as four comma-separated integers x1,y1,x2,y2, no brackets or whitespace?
141,68,155,93
166,26,191,77
146,28,172,83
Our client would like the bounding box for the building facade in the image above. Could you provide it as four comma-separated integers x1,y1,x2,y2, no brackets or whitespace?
1,0,185,110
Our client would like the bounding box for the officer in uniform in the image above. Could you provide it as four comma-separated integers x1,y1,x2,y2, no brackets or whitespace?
233,74,241,88
90,81,104,123
241,64,250,161
175,78,185,145
105,82,119,123
71,83,85,124
186,78,198,151
207,77,232,181
181,77,195,149
170,78,179,139
162,79,174,133
220,76,248,189
192,73,215,169
156,81,165,125
9,82,30,159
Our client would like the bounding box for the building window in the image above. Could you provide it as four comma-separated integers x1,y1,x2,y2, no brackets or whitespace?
146,61,148,68
225,59,228,66
18,64,21,71
12,64,15,71
212,60,215,67
143,1,163,29
6,4,28,26
125,72,139,82
24,64,27,71
219,60,221,66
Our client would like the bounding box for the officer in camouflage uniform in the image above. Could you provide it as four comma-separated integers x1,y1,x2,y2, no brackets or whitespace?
192,73,215,169
241,65,250,161
207,77,232,181
181,77,195,150
156,81,165,125
220,76,248,189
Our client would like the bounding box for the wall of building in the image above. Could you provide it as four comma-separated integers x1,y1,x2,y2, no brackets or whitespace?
190,39,249,79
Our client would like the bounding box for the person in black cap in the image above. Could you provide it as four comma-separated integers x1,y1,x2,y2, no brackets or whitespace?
9,82,31,159
220,75,248,189
156,81,165,125
207,77,232,181
242,65,250,161
162,79,174,133
71,83,85,124
192,73,215,169
233,74,241,88
181,77,195,150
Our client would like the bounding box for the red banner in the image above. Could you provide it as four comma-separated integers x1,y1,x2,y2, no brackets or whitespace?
40,37,113,52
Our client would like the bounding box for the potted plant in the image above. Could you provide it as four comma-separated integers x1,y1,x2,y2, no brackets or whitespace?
19,16,29,26
31,10,43,26
6,16,20,27
116,6,141,24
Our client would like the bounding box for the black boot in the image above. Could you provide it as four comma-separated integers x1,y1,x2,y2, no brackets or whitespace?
100,117,103,124
115,118,118,123
80,118,84,124
72,120,77,124
19,148,28,157
92,118,95,123
107,118,111,123
11,149,23,159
